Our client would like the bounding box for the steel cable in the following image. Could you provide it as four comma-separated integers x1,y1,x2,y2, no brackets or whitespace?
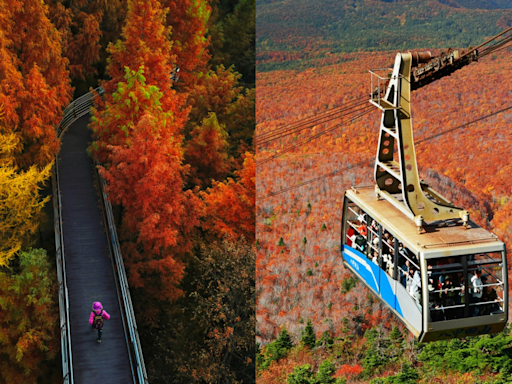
259,105,512,200
256,104,375,167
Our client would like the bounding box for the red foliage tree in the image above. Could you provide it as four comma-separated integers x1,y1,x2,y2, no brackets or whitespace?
334,364,363,379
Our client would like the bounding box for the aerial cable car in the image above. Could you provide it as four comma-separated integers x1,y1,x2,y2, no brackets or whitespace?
341,51,507,342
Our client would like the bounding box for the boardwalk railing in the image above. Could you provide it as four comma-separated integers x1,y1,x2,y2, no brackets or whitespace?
57,88,103,138
53,88,148,384
52,164,73,384
97,165,149,384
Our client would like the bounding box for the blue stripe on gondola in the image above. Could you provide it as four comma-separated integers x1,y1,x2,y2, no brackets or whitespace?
343,245,380,293
343,245,404,316
395,290,403,316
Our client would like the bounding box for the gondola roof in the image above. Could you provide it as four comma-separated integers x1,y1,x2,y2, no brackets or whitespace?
346,186,504,257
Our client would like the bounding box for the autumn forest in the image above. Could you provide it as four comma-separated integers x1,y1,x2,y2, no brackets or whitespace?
0,0,254,383
3,0,512,383
256,0,512,383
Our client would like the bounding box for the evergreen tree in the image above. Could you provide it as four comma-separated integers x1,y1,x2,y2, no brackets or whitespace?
316,330,334,348
389,326,402,341
275,327,293,351
260,327,294,370
301,318,316,348
315,359,337,384
288,364,314,384
209,0,255,85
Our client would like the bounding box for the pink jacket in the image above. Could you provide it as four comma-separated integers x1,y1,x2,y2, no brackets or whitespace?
89,309,111,325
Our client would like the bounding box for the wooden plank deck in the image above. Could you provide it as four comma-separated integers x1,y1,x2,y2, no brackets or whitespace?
58,114,134,384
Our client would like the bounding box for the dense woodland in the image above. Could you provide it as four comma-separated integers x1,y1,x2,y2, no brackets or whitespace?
256,0,512,382
0,0,254,383
257,0,512,72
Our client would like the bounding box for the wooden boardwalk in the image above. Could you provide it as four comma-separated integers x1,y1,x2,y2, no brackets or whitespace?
58,115,134,384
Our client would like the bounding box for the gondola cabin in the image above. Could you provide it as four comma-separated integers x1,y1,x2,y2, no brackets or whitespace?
341,186,508,342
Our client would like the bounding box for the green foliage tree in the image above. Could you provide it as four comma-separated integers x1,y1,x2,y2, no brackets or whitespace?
389,326,402,341
288,364,314,384
370,363,420,384
259,327,293,370
418,330,512,376
0,248,58,383
287,360,345,384
210,0,255,85
315,359,337,384
341,276,357,293
224,87,254,158
362,327,391,378
301,318,316,348
316,330,334,348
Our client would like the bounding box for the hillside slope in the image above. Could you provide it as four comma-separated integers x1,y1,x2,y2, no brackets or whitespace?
257,0,512,70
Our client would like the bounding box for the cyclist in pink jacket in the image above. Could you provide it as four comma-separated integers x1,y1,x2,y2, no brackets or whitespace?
89,301,111,343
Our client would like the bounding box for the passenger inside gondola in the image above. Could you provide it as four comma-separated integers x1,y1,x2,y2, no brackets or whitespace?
383,231,394,247
482,285,500,315
408,267,422,310
470,268,483,316
456,277,466,318
372,250,379,265
427,254,506,322
442,276,457,320
354,230,367,253
401,259,410,287
357,221,367,237
370,219,378,234
346,226,354,247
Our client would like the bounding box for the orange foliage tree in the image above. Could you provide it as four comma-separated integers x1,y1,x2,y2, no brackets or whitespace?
162,0,211,92
103,0,184,110
96,70,201,311
0,0,72,168
47,0,103,81
201,152,255,241
185,112,231,188
90,0,187,163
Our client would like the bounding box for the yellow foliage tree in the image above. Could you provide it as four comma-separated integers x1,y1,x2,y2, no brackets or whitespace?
0,131,51,266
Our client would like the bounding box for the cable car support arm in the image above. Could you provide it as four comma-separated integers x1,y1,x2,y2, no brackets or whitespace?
370,52,469,232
